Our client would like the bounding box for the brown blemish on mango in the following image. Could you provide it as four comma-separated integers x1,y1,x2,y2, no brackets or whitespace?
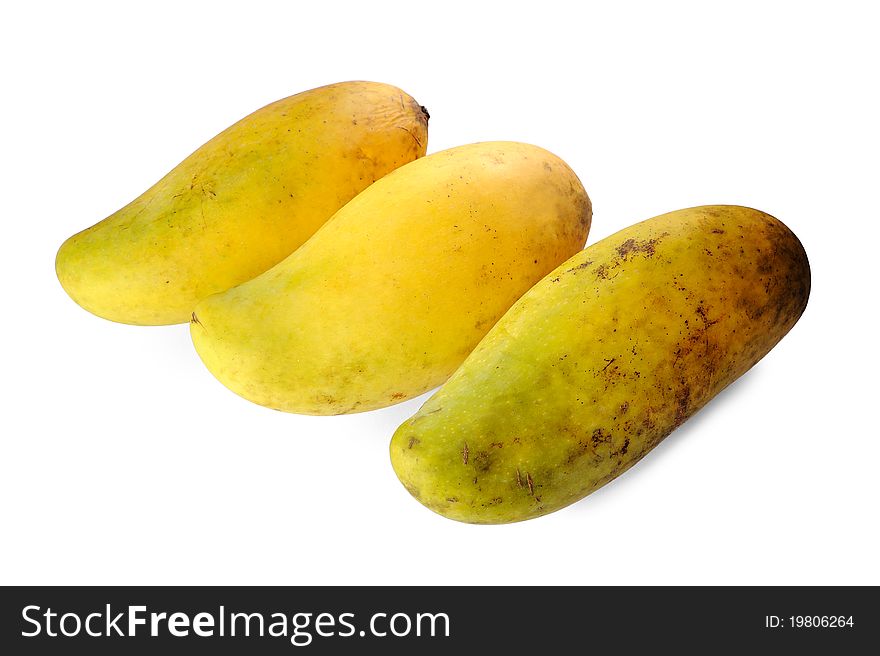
616,235,664,258
473,451,491,473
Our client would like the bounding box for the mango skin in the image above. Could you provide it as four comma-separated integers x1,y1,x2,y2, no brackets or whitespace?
56,81,428,325
191,142,591,415
391,205,810,524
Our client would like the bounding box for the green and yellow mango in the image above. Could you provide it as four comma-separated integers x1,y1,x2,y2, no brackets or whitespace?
57,81,428,325
191,141,591,414
391,205,810,523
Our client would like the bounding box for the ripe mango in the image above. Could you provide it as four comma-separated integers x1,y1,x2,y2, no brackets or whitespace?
390,206,810,523
56,81,428,325
190,142,591,414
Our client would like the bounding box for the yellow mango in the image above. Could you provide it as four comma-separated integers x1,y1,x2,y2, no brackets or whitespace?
390,206,810,523
56,81,428,325
190,142,591,414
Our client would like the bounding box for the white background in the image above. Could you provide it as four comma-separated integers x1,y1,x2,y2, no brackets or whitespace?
2,1,878,585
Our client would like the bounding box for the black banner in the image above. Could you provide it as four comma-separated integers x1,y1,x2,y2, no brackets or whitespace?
1,586,874,653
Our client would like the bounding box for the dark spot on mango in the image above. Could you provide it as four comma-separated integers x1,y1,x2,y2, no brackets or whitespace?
565,259,593,274
674,385,691,427
616,234,666,259
473,451,491,473
591,428,611,446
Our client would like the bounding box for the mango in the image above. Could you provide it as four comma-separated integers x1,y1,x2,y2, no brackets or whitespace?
190,141,591,414
390,205,810,523
56,81,428,325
